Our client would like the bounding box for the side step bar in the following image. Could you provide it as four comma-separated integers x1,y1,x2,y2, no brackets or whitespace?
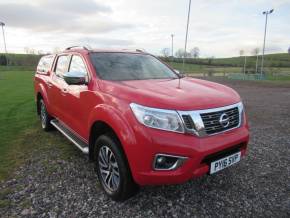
50,119,89,154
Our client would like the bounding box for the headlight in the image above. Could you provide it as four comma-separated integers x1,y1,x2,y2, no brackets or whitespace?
130,103,184,133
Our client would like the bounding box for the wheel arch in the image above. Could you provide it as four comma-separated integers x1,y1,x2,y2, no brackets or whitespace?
36,92,43,115
89,121,120,159
87,105,137,162
35,83,50,115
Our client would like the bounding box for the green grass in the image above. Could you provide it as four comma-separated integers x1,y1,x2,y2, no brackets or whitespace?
163,53,290,75
0,65,36,71
207,53,290,68
264,75,290,81
167,62,242,74
0,70,37,180
0,70,78,181
166,61,290,77
162,53,290,68
0,70,36,149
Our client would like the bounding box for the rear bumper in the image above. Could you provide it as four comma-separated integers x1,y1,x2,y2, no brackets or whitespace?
125,123,249,186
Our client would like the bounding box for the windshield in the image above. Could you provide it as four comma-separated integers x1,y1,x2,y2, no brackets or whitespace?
89,52,178,81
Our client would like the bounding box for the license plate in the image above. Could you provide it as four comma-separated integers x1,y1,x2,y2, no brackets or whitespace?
210,152,241,174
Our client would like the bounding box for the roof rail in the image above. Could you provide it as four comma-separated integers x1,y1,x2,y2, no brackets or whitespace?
65,46,89,51
136,48,146,53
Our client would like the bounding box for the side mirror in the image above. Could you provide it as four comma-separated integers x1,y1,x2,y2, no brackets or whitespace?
63,71,88,85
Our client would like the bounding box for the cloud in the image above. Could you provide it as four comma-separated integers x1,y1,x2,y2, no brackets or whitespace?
0,1,134,33
1,0,289,56
39,0,112,14
76,37,134,47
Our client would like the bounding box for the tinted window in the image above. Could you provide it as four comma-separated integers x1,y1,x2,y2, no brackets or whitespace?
89,53,178,81
55,55,70,77
37,55,54,73
69,55,87,75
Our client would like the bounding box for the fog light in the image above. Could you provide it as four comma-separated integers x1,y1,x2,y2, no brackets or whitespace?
153,154,187,170
156,156,166,164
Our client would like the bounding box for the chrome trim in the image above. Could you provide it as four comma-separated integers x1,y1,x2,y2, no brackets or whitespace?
63,71,88,85
57,119,89,144
153,154,188,171
50,120,89,154
219,113,230,128
178,102,243,137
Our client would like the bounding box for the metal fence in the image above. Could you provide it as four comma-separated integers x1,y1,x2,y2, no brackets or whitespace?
187,72,290,81
227,73,266,80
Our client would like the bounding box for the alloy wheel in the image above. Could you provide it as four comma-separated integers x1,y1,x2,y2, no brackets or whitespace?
98,146,120,192
40,101,47,128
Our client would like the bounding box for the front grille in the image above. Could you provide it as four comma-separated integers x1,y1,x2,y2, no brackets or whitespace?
182,115,194,129
200,107,239,135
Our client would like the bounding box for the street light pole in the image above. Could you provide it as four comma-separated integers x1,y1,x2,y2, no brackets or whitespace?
0,21,7,77
182,0,192,74
260,9,274,77
0,21,8,72
171,34,174,57
0,22,7,54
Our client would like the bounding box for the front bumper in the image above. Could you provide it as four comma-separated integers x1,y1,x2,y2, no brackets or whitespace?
124,120,249,186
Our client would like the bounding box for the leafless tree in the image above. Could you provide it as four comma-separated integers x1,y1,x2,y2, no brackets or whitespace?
175,49,191,58
29,48,36,54
239,50,247,74
208,56,215,65
190,47,200,58
38,50,45,55
161,48,170,57
53,47,61,53
24,47,30,54
23,48,36,54
239,50,244,57
252,48,260,56
185,51,191,58
288,46,290,54
175,49,185,58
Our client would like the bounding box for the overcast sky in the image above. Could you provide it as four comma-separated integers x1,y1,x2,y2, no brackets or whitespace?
0,0,289,57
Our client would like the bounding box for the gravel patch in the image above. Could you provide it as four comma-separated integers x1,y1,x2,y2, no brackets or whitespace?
1,79,289,217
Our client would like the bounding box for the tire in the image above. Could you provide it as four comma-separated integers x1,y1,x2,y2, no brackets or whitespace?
39,99,53,131
94,133,139,201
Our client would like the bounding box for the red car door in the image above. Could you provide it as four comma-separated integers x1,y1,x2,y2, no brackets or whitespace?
49,55,71,123
35,55,56,116
63,54,97,140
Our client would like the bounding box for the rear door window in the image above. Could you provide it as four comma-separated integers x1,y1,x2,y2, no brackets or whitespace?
37,55,54,74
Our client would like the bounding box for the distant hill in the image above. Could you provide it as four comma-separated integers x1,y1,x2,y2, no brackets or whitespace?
162,53,290,68
0,53,42,67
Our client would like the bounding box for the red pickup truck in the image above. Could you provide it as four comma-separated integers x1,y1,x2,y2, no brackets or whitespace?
34,46,249,201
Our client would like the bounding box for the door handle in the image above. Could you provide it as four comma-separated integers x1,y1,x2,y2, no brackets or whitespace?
61,88,68,96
